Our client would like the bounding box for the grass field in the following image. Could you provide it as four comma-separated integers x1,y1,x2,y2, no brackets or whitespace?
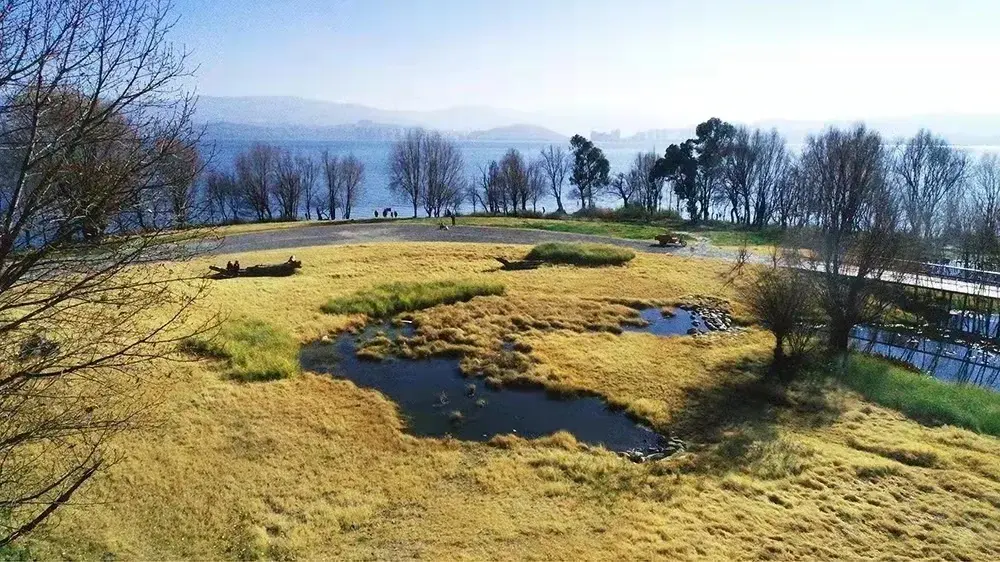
205,214,788,250
25,242,1000,560
431,215,784,248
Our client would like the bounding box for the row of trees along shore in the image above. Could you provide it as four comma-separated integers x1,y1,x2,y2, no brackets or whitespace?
195,120,996,249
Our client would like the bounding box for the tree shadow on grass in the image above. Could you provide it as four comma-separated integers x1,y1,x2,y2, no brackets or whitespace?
671,355,844,476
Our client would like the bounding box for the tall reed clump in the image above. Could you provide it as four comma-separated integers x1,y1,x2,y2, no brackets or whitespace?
183,319,300,382
322,280,504,318
525,242,635,267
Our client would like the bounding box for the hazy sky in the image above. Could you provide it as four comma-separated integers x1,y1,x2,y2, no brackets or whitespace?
172,0,1000,129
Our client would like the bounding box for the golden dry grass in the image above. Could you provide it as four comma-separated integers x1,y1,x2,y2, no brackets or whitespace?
26,242,1000,560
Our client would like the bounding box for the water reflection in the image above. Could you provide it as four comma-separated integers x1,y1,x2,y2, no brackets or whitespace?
850,325,1000,390
301,326,664,451
623,308,709,336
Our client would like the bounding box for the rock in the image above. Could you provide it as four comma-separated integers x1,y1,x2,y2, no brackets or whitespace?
687,328,699,335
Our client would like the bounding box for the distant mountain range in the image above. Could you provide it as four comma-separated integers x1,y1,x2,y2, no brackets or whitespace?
195,95,544,134
194,95,1000,146
197,96,567,142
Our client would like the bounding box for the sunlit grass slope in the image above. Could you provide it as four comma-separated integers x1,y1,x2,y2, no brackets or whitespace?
27,242,1000,561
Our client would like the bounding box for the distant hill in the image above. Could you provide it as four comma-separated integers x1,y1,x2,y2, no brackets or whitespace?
202,121,408,142
464,124,565,142
194,96,538,132
195,96,1000,147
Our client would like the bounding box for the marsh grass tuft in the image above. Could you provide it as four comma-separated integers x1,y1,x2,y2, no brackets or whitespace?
182,319,299,382
836,355,1000,436
321,280,504,317
524,242,635,267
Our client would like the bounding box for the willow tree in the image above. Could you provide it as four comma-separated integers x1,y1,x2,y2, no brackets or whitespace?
0,0,209,545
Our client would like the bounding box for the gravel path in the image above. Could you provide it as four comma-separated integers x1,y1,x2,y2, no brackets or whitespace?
213,222,739,260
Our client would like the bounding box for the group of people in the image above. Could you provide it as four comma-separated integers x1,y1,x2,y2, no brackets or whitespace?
369,207,460,225
224,260,241,272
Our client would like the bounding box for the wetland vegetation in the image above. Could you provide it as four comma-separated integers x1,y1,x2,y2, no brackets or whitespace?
24,243,1000,560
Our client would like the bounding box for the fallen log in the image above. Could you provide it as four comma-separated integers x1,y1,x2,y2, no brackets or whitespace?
209,258,302,279
495,257,544,271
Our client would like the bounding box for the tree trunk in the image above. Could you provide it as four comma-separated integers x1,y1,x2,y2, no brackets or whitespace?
827,319,853,353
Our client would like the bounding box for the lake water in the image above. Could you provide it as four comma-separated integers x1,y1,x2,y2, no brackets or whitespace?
202,139,671,215
850,325,1000,390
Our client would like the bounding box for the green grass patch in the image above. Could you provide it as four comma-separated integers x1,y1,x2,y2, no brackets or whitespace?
322,280,504,317
701,227,785,248
423,216,684,242
525,242,635,267
836,354,1000,436
183,319,299,382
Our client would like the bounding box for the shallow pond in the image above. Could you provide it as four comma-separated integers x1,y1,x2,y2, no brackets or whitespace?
624,307,709,336
301,325,664,451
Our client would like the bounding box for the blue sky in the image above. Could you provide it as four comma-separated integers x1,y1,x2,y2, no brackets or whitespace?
171,0,1000,128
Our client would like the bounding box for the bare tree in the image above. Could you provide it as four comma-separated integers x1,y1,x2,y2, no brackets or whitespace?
465,177,481,214
773,159,806,230
340,154,365,220
740,264,819,377
499,148,530,214
631,151,662,213
0,0,211,545
422,132,464,217
610,172,636,207
960,154,1000,269
539,145,568,213
158,140,203,227
720,126,758,223
528,159,546,213
475,161,505,215
720,127,788,227
800,126,906,352
894,129,968,239
297,155,319,220
388,128,426,217
235,144,278,221
274,151,304,220
322,150,343,220
204,170,242,223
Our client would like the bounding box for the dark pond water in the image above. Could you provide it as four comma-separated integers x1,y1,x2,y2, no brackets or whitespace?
623,308,708,336
301,325,665,451
850,325,1000,390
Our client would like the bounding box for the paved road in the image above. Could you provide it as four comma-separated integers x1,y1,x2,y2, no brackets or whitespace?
213,222,737,260
211,221,1000,299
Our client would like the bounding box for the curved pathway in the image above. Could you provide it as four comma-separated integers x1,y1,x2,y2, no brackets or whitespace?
213,221,737,260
